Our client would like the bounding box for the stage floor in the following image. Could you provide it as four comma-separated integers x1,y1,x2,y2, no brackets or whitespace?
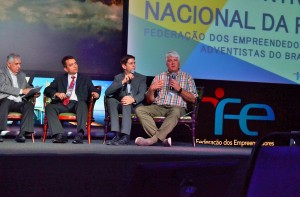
0,138,252,197
0,138,251,156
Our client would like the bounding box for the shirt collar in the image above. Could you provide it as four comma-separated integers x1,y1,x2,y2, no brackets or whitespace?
166,69,180,76
68,73,78,79
7,67,17,76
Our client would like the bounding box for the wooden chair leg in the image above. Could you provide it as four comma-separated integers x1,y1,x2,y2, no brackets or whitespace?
103,120,108,144
42,121,48,142
192,123,195,147
31,133,35,143
87,123,91,144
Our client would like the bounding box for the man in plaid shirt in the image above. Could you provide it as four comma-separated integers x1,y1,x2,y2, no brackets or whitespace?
135,50,197,147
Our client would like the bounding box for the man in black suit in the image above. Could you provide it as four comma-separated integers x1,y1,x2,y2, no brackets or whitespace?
105,54,147,145
0,53,40,143
44,56,100,144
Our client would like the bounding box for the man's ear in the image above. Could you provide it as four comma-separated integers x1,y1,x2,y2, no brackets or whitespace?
121,64,126,70
63,67,68,72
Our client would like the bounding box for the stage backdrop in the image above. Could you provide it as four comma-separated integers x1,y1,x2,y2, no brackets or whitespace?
128,0,299,84
0,0,123,79
126,0,300,146
0,0,122,130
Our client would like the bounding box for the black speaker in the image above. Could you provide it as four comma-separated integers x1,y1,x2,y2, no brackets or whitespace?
128,160,240,197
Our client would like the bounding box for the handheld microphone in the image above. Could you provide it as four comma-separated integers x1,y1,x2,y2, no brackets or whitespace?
127,70,135,95
66,89,72,97
128,70,135,84
169,72,176,90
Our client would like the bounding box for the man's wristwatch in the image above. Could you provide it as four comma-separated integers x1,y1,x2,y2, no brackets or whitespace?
178,88,182,94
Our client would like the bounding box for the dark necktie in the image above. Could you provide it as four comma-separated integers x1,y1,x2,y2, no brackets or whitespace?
63,76,76,106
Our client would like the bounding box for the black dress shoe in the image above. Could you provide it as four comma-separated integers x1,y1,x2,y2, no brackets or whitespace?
15,134,26,143
72,133,83,144
52,133,68,143
106,133,121,145
113,134,130,145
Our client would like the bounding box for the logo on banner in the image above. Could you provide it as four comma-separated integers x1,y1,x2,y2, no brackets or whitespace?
202,88,275,136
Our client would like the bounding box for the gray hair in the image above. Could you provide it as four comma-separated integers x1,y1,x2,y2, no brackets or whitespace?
165,50,180,62
7,53,21,62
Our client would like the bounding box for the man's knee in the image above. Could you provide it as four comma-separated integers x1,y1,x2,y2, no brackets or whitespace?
169,107,183,117
107,97,118,105
45,104,56,114
24,102,34,110
135,105,146,114
77,100,87,105
76,101,88,112
122,104,132,110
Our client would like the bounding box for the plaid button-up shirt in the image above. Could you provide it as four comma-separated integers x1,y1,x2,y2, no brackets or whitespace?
152,70,197,109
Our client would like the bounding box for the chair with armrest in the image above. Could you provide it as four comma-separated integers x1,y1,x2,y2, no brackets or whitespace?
243,131,300,197
42,86,101,144
7,97,37,143
103,86,204,147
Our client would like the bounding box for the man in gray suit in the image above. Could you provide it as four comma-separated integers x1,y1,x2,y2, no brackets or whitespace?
0,53,40,142
105,54,147,145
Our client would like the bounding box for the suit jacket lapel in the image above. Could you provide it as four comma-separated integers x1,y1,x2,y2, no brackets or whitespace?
121,73,128,94
4,66,13,86
131,73,138,95
75,74,81,91
63,74,68,90
17,73,24,88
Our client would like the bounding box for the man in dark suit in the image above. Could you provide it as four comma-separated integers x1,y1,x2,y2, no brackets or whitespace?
44,55,100,144
105,54,147,145
0,53,40,143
